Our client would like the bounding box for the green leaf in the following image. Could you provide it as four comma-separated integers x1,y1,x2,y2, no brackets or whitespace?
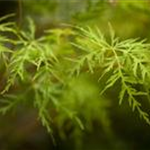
119,83,126,105
100,71,120,94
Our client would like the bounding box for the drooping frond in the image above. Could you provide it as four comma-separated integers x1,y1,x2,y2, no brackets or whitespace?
72,26,150,124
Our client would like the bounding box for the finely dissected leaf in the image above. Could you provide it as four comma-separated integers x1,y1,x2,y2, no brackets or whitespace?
100,70,120,95
137,108,150,125
27,17,36,39
132,91,147,96
74,116,84,130
74,26,150,125
123,76,138,84
0,44,12,53
0,13,15,22
133,60,139,77
98,59,116,82
1,13,150,138
108,23,118,47
139,63,150,81
119,83,126,105
71,57,85,76
132,99,141,112
0,95,21,115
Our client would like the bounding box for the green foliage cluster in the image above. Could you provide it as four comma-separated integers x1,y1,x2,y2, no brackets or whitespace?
0,13,150,141
0,14,110,139
72,26,150,124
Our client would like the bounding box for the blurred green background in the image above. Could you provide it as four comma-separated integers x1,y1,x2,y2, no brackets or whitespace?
1,0,150,150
